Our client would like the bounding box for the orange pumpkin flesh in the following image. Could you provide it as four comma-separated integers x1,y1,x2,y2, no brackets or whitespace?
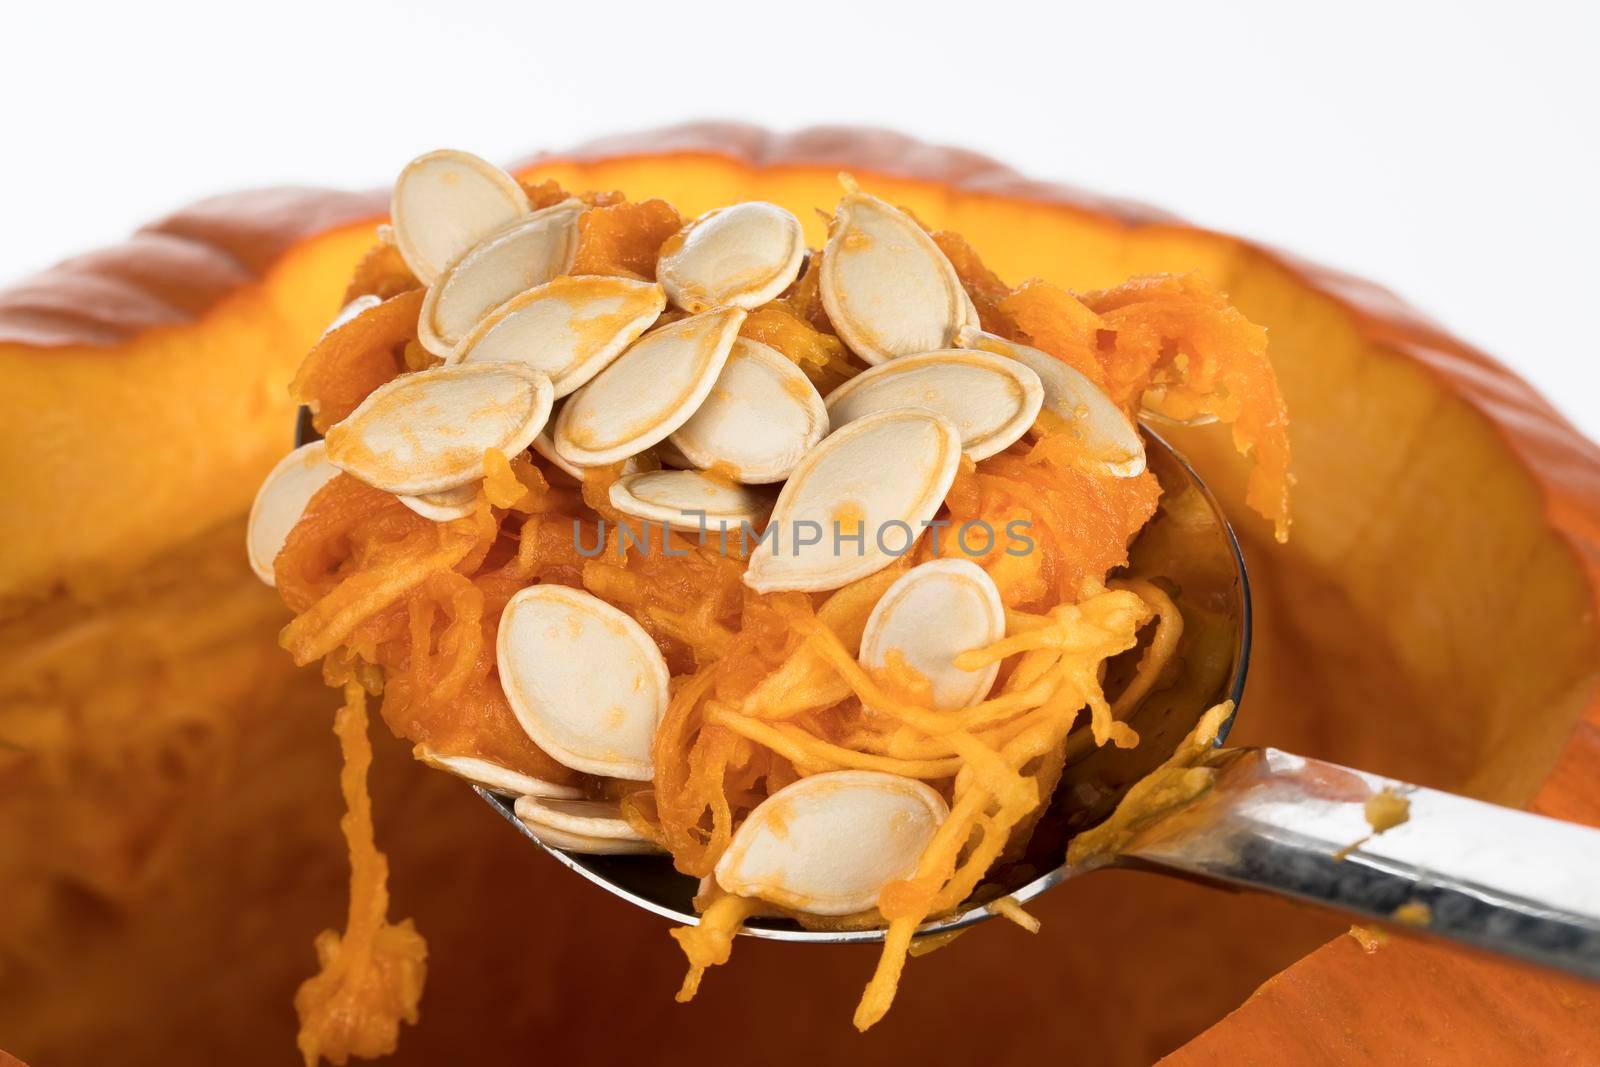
1,124,1598,1065
291,289,424,432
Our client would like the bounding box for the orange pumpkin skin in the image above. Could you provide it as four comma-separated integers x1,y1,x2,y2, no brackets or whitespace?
1,124,1598,1065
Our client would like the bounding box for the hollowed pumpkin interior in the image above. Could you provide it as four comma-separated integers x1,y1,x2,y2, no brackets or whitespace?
1,148,1595,1066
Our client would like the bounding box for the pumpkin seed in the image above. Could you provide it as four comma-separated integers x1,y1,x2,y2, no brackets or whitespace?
532,430,585,480
608,470,773,532
417,199,584,356
656,201,806,312
960,288,983,331
956,326,1146,476
552,306,746,468
667,338,828,483
391,149,530,286
416,747,582,799
497,584,669,780
532,414,653,482
247,441,340,586
515,807,664,855
820,191,965,365
450,274,666,397
823,349,1043,461
397,481,479,522
654,437,694,469
324,362,553,495
714,770,948,915
744,409,962,593
859,559,1005,710
513,795,649,842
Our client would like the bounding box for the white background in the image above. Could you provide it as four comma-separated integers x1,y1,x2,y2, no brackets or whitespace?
5,0,1596,436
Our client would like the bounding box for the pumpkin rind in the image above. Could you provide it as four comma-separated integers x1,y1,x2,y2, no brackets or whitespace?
2,123,1598,1065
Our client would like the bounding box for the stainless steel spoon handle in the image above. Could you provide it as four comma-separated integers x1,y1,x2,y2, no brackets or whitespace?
1087,746,1600,980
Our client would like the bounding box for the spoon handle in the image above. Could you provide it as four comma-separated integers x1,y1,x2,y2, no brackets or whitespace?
1098,746,1600,980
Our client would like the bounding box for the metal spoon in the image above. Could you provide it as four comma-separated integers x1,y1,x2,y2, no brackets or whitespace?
295,410,1600,978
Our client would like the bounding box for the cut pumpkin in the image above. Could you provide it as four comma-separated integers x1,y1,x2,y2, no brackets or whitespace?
1,123,1597,1065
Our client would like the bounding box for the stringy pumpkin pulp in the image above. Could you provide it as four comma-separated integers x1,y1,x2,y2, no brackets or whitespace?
274,178,1289,1060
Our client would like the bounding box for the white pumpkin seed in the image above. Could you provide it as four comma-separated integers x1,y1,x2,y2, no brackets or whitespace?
397,481,479,522
714,770,948,915
246,441,340,586
859,559,1005,710
820,191,965,365
957,326,1146,477
450,274,666,397
608,470,772,532
416,746,582,799
391,149,530,286
656,201,805,313
324,362,553,495
516,814,664,855
667,338,828,483
653,437,694,469
960,287,983,331
417,199,584,356
532,422,652,481
552,306,746,468
497,584,669,781
744,409,962,593
513,795,649,842
823,350,1043,461
532,430,586,480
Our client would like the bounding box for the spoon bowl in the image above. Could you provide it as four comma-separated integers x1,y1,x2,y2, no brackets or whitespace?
476,427,1252,942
